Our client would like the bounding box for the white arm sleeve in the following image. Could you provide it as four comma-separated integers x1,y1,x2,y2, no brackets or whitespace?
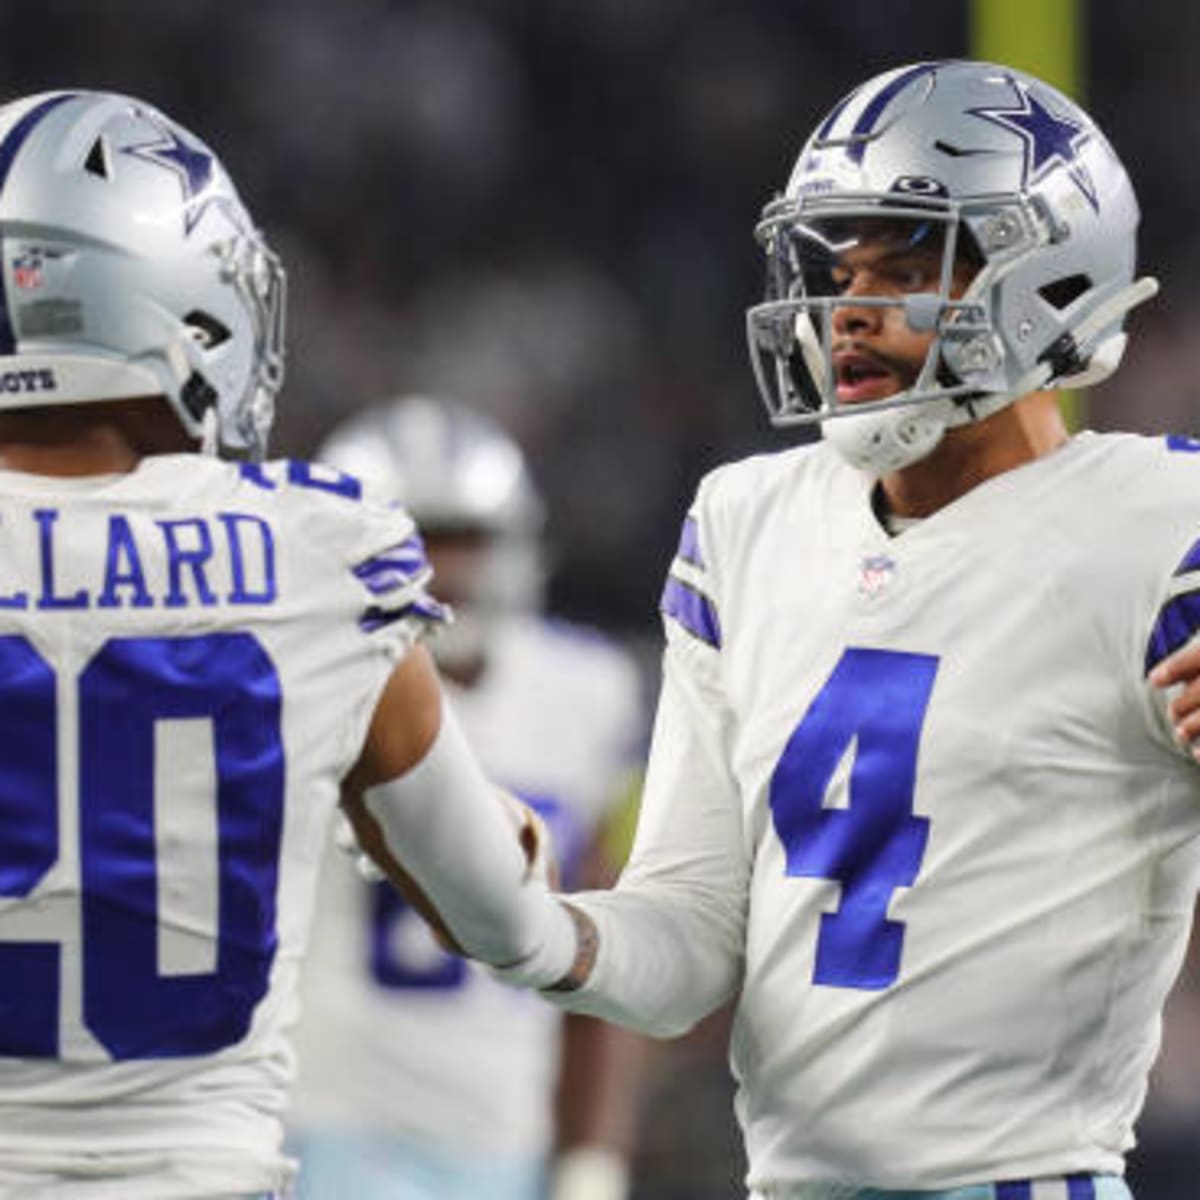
363,699,577,985
541,639,749,1037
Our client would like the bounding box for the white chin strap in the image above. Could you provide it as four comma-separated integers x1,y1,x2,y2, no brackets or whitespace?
822,392,1010,474
822,400,953,475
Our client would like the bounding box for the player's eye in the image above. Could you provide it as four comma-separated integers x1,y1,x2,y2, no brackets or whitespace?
887,257,939,293
829,266,853,295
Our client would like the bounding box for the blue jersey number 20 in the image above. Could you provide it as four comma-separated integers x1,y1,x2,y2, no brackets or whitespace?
769,647,938,990
0,633,284,1060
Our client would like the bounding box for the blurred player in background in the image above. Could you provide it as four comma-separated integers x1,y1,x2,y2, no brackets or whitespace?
290,396,647,1200
500,59,1200,1200
0,90,582,1199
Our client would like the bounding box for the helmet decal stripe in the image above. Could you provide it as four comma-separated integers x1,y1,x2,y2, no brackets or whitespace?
845,63,940,163
0,92,78,354
0,93,78,192
815,84,865,140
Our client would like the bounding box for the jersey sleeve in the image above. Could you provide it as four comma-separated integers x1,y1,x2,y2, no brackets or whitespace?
1140,523,1200,761
348,523,449,644
659,508,723,659
252,458,451,649
545,485,749,1036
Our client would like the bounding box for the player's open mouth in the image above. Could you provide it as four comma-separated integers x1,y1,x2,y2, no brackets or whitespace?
834,353,896,403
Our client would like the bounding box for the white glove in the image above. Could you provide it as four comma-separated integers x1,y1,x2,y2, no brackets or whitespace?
550,1147,630,1200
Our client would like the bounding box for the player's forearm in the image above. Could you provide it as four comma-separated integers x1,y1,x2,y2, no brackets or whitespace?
533,644,747,1034
346,701,576,983
541,884,743,1036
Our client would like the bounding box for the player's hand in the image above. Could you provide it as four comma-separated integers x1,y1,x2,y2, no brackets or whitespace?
1149,639,1200,758
332,812,386,883
496,790,561,890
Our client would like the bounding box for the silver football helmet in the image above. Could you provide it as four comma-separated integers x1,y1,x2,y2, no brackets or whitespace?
746,60,1157,473
318,396,545,668
0,90,284,458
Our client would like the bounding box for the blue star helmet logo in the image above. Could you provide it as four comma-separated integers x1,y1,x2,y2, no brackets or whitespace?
122,114,235,235
968,77,1098,212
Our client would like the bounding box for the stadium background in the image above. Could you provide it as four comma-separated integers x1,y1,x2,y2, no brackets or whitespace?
2,1,1197,1195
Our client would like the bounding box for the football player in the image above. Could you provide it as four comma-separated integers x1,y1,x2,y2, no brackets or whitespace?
289,396,646,1200
0,91,583,1198
505,60,1200,1200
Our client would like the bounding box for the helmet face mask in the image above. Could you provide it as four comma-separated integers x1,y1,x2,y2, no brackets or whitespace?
745,60,1155,470
0,90,285,459
750,200,996,424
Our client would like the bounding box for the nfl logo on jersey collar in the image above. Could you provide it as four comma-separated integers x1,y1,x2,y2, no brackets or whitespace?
857,552,897,599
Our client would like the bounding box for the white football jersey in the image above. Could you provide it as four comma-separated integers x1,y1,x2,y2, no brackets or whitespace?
564,431,1200,1193
0,454,440,1198
290,615,642,1159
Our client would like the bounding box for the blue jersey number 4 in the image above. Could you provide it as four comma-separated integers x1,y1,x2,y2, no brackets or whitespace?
769,647,938,990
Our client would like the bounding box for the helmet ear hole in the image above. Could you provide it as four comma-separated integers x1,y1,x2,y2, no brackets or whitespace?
180,371,218,423
1038,274,1093,311
84,137,109,179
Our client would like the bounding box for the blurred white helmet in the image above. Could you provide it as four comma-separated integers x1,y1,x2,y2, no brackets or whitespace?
746,60,1157,473
0,90,285,458
317,396,545,669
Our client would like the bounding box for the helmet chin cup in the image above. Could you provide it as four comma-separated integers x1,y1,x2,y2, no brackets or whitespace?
821,400,953,475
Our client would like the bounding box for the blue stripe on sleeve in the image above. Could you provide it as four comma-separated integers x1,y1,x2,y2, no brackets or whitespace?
359,594,448,634
661,575,721,648
1173,535,1200,576
1144,589,1200,675
352,534,447,632
677,515,705,569
1066,1175,1096,1200
353,536,430,596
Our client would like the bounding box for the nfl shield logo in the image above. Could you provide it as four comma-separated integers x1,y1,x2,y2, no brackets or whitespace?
857,553,897,599
13,251,42,290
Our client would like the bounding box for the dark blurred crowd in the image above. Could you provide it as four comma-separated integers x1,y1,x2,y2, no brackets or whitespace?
0,1,1198,1195
0,1,1197,624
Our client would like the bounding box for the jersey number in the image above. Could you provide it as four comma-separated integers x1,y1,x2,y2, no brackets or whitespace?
0,633,284,1059
769,647,938,990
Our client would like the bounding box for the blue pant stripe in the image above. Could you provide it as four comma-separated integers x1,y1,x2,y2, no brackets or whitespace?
1066,1176,1097,1200
995,1185,1032,1200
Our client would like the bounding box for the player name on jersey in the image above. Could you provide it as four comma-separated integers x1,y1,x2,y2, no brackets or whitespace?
0,506,277,610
